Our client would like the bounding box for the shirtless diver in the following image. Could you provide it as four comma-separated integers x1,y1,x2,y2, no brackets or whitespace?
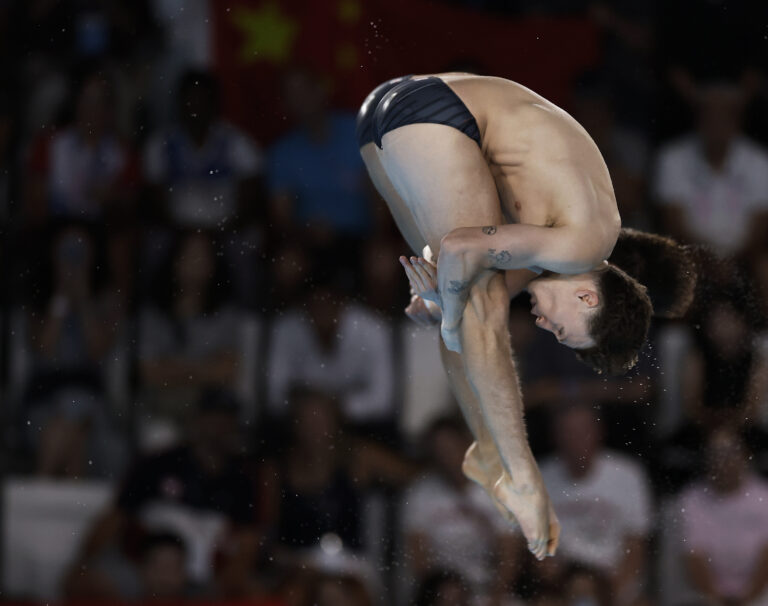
356,73,695,560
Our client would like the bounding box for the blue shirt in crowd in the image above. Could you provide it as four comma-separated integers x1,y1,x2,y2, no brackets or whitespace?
268,113,370,235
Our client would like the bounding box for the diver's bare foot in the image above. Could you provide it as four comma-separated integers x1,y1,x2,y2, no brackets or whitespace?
461,441,490,486
493,469,560,560
462,442,517,524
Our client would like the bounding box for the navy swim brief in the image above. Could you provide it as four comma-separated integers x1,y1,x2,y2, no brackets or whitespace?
356,76,481,149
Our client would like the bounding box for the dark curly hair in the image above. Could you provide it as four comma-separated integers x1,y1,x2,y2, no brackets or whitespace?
608,228,697,319
574,229,697,375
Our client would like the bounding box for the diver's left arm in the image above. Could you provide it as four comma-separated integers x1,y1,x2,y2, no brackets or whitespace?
438,223,599,344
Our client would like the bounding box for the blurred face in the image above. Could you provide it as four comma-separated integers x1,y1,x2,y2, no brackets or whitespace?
316,580,369,606
281,69,329,123
554,407,602,472
180,83,216,132
698,86,744,150
293,396,339,450
527,273,600,349
55,228,93,277
307,286,341,337
706,428,746,493
430,426,470,480
193,410,238,461
704,303,748,356
175,234,215,288
141,545,186,599
76,77,112,136
565,571,602,606
431,579,469,606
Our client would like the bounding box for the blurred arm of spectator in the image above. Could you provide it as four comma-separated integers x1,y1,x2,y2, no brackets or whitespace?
652,140,701,247
139,350,239,388
236,171,268,227
343,306,395,421
609,462,652,605
138,307,239,389
61,507,127,598
589,2,653,53
34,229,122,360
349,437,419,487
404,529,432,581
525,376,652,410
684,552,725,604
680,346,705,418
612,535,648,606
23,132,50,226
742,210,768,261
742,546,768,604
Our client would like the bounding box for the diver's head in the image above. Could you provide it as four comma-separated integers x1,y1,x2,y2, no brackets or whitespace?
529,228,697,375
527,264,652,375
526,270,602,349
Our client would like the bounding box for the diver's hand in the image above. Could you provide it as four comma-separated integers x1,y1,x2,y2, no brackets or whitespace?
404,294,441,327
437,230,486,352
399,255,441,306
493,465,560,561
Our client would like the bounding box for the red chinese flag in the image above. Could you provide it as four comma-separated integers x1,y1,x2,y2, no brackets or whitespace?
212,0,600,144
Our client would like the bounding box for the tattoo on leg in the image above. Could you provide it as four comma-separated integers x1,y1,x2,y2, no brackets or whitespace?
446,279,470,295
487,248,513,266
482,225,497,235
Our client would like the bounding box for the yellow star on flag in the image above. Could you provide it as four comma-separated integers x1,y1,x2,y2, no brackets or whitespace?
338,0,361,24
231,2,298,63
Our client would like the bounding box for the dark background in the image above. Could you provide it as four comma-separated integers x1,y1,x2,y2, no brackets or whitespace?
1,1,768,605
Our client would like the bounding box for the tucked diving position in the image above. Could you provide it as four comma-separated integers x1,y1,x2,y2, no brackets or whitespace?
356,73,695,559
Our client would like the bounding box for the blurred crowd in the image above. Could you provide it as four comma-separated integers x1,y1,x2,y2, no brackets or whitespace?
1,1,768,606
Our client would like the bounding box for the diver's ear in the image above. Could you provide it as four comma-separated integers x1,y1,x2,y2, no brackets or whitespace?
576,289,600,308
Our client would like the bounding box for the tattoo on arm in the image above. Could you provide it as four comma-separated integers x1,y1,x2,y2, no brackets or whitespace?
487,248,513,267
482,225,497,235
446,279,470,295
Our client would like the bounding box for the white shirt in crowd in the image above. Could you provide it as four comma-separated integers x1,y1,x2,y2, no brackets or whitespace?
653,135,768,255
401,475,517,590
679,474,768,603
266,304,395,423
143,122,262,228
540,450,652,571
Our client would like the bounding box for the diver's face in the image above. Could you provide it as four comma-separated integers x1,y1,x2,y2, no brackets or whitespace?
527,274,599,349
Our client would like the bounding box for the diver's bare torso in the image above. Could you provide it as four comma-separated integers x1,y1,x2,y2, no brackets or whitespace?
429,72,620,258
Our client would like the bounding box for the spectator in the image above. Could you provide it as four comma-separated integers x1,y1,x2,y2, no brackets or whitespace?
138,531,195,601
653,82,768,257
653,293,768,491
261,388,414,555
302,572,374,606
401,417,523,602
415,570,471,606
62,389,260,599
137,230,243,438
682,295,762,422
24,66,138,227
266,273,396,433
142,68,265,305
0,93,14,224
360,235,410,317
24,222,126,477
562,563,612,606
268,66,372,268
678,428,768,605
568,74,651,231
143,68,263,230
265,242,311,312
540,402,652,605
